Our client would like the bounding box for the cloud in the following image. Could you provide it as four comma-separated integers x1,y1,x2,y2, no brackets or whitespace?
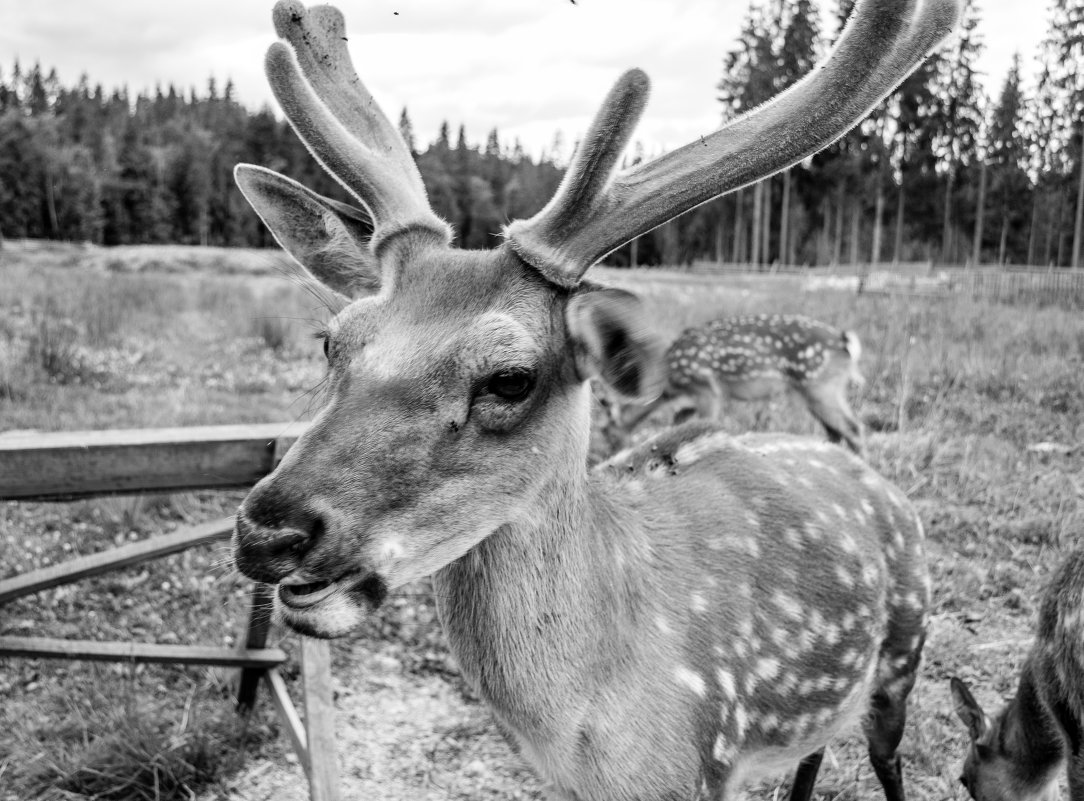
0,0,1040,155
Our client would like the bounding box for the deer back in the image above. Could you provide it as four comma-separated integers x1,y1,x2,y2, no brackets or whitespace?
665,314,860,401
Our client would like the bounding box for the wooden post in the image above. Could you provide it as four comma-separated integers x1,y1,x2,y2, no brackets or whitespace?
893,183,906,266
1073,143,1084,269
762,175,773,267
302,638,341,801
751,180,763,268
732,188,745,264
780,168,791,268
237,582,275,713
972,158,988,267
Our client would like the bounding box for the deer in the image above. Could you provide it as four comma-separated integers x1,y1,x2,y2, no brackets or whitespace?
950,548,1084,801
599,313,866,455
229,1,960,799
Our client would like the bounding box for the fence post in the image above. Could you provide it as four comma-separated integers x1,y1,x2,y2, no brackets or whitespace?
302,637,341,801
237,582,274,713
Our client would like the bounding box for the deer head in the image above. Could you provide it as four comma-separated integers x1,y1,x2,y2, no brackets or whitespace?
232,0,961,638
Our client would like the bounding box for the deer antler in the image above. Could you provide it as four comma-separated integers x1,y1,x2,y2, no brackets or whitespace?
505,0,962,286
265,0,450,243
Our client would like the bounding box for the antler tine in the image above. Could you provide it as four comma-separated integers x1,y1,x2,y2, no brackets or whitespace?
267,0,450,242
504,70,650,288
506,0,963,283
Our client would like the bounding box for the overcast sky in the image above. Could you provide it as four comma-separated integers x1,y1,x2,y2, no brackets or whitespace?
0,0,1044,158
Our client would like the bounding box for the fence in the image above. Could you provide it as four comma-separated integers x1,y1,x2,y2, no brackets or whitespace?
682,260,1084,307
0,422,343,801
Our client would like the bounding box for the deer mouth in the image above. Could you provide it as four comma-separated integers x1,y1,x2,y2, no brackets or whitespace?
277,571,388,611
278,578,338,609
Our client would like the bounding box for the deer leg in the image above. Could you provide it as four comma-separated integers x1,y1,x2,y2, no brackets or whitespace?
701,375,730,426
681,381,718,425
673,405,697,425
865,638,923,801
752,403,769,432
1051,695,1084,801
787,748,825,801
1069,752,1084,801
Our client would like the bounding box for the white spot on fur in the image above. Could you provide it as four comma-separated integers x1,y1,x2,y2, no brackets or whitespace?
717,669,737,700
861,564,879,587
691,591,709,614
773,591,804,621
821,624,842,647
713,733,731,763
756,658,781,681
733,706,748,737
674,666,707,698
834,565,855,589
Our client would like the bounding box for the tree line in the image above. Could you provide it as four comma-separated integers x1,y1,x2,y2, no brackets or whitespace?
0,69,562,251
1,0,1082,269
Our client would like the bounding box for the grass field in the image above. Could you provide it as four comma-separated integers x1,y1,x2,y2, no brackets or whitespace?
1,239,1082,800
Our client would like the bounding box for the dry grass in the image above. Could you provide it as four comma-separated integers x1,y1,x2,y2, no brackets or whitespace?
1,242,1082,800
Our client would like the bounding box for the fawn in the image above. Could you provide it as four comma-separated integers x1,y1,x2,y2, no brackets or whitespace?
951,548,1084,801
601,313,866,455
230,0,960,798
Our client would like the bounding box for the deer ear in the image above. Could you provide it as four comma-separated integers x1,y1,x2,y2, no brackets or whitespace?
235,164,379,298
566,287,666,401
950,677,989,742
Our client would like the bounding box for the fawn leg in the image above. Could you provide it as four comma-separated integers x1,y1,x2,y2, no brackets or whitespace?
787,748,825,801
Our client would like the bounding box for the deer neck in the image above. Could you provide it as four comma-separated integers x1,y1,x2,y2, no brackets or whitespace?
999,660,1066,787
432,462,657,731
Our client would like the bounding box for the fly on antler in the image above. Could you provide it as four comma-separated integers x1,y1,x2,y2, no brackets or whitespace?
231,2,961,799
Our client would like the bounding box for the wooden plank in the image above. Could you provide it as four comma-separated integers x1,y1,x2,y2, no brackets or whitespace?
236,582,275,713
0,517,234,606
0,422,309,500
265,667,309,769
301,638,341,801
0,636,286,667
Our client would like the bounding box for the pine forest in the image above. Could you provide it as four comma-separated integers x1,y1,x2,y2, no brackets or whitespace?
1,0,1082,270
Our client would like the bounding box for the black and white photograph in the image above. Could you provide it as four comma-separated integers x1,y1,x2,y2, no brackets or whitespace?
1,0,1081,799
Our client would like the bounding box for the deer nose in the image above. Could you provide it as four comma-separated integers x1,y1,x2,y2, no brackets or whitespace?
232,498,325,584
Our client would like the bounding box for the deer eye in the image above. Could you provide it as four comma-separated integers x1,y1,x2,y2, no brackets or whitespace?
486,370,534,402
314,329,332,360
